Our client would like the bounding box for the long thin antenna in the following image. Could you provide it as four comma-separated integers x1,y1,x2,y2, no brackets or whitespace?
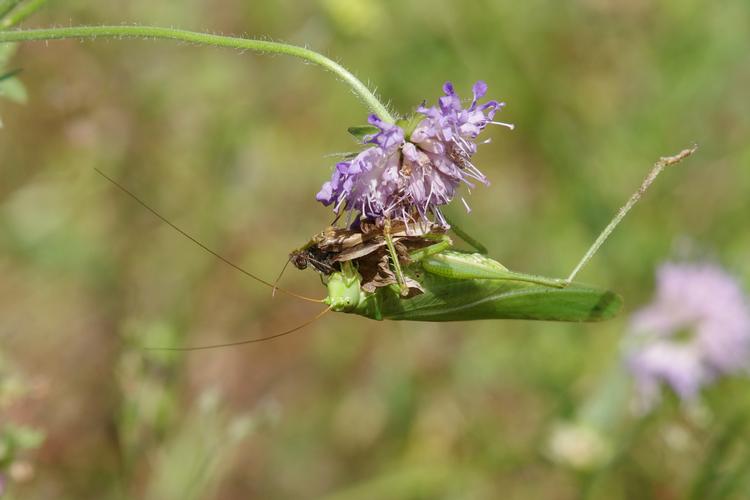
95,168,324,303
145,306,332,351
272,257,293,297
567,145,698,283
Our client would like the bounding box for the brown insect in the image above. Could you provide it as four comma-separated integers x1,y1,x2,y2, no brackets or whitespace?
286,220,448,294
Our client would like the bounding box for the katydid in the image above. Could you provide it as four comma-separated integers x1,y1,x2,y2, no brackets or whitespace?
290,146,696,323
323,251,621,322
0,25,697,348
95,145,696,349
286,219,613,322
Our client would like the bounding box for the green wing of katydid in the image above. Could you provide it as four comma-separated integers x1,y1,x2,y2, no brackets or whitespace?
359,271,622,322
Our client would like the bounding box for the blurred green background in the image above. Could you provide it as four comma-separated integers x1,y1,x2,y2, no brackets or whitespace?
1,0,750,498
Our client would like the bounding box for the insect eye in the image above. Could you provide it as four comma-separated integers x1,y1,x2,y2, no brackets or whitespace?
291,254,308,270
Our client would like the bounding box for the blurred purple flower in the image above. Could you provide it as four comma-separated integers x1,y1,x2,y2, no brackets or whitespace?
316,81,511,226
625,262,750,411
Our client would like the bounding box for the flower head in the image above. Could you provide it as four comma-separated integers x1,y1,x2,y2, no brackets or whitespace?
625,262,750,412
316,81,510,226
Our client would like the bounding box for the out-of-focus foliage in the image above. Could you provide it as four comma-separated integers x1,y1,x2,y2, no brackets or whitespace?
0,43,27,127
1,0,749,498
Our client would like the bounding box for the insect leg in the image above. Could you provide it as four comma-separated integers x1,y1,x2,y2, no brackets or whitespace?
495,270,567,288
566,145,697,282
407,235,453,262
371,292,383,320
421,251,566,288
383,218,409,296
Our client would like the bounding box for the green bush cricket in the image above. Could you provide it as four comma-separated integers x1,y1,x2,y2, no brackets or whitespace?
0,26,697,348
96,146,696,350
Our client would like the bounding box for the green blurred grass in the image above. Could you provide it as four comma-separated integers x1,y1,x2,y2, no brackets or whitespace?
1,0,750,498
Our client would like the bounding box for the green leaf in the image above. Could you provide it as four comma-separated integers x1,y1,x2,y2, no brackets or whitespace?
0,68,21,82
0,43,25,123
0,42,17,68
396,113,424,139
347,125,378,142
10,425,45,450
0,74,27,103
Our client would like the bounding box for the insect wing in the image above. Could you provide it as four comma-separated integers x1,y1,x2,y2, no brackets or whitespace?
358,271,622,322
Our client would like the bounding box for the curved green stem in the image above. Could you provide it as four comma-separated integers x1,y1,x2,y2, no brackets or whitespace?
0,25,395,122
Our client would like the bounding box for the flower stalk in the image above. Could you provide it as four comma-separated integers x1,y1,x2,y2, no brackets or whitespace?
0,25,394,121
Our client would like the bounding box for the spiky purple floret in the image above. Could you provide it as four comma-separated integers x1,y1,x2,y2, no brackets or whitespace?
625,262,750,412
316,115,403,218
316,81,510,226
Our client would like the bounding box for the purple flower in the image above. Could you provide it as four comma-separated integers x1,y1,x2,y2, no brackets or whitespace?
625,262,750,412
316,115,404,219
316,81,511,226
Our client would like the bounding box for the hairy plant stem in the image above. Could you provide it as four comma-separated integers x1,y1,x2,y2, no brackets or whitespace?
0,25,395,121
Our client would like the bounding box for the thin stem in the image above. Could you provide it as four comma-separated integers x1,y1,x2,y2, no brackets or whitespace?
0,25,395,121
0,0,48,29
567,145,698,283
383,219,409,296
